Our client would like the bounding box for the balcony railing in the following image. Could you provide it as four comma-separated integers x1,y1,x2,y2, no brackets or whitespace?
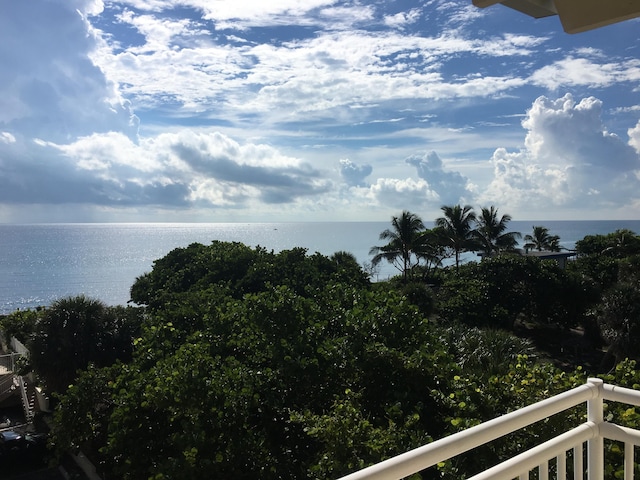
337,378,640,480
0,352,21,374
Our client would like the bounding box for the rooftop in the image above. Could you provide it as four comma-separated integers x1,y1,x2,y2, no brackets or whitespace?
472,0,640,33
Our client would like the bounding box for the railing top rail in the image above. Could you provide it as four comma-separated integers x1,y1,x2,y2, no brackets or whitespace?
337,381,599,480
0,353,22,358
602,383,640,407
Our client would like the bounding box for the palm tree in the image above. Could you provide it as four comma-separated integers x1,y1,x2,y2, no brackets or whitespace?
30,295,108,394
474,206,521,257
524,226,561,252
435,204,478,268
601,229,640,258
369,210,427,282
444,324,535,379
597,281,640,368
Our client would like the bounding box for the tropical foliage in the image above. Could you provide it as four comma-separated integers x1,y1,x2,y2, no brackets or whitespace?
3,295,144,395
435,204,478,268
436,255,593,330
473,206,521,257
523,225,561,252
369,210,432,282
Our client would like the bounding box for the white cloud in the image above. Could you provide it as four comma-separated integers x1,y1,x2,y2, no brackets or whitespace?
339,159,372,187
435,1,484,27
405,151,472,204
367,177,440,209
56,132,161,174
0,2,136,143
318,5,376,29
2,0,640,222
530,57,640,90
91,8,543,119
116,0,343,29
522,94,638,171
384,9,422,29
629,121,640,154
480,95,640,213
0,132,16,144
71,0,105,16
40,129,332,207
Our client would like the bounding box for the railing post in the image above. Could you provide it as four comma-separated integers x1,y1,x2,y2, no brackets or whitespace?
587,378,604,480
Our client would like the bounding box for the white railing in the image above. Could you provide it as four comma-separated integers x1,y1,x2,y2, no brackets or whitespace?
337,378,640,480
0,352,21,373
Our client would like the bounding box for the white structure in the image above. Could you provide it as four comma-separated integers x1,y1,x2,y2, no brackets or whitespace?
338,378,640,480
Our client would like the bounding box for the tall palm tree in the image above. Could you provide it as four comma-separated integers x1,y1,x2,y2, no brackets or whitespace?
435,204,478,268
524,226,561,252
474,206,521,257
369,210,426,282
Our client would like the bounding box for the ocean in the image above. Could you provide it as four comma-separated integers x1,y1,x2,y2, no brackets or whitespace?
1,220,639,314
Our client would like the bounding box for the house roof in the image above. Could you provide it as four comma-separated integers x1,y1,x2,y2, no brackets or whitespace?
522,250,576,259
472,0,640,33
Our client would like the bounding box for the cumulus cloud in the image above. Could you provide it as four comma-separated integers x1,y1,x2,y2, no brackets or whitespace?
23,130,331,208
339,159,372,186
405,151,472,204
481,95,640,213
166,131,331,204
629,121,640,155
0,1,137,143
0,135,189,207
523,95,639,171
367,177,440,209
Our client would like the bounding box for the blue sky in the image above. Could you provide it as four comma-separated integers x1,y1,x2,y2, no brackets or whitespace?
1,0,639,223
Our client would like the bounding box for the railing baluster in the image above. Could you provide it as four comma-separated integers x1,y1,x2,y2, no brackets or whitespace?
557,452,566,480
573,444,583,480
540,460,549,480
624,442,633,480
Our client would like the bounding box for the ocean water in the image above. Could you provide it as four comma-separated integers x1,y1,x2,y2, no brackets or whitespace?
1,220,639,314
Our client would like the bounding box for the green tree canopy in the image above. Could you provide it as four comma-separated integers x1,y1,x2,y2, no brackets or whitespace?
131,240,370,309
575,229,640,258
29,296,143,394
437,255,592,330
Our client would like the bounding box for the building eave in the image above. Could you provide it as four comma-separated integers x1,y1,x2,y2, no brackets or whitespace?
472,0,640,33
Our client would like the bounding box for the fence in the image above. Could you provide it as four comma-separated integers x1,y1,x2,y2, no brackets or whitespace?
0,352,21,374
337,378,640,480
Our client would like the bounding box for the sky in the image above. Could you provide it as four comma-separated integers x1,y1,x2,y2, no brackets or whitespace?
1,0,639,223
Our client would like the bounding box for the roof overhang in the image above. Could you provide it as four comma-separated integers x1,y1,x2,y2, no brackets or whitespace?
472,0,640,33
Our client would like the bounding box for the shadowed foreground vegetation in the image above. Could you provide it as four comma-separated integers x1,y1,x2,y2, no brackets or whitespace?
2,211,640,479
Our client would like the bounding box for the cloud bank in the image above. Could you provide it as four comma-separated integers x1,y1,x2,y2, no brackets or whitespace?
1,0,639,222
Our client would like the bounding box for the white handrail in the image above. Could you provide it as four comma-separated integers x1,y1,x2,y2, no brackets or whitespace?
467,422,597,480
336,378,640,480
603,383,640,406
